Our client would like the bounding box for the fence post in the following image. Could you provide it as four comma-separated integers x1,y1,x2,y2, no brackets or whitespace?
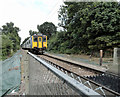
100,50,103,66
113,48,120,66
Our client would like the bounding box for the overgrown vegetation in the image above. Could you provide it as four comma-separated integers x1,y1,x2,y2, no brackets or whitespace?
0,22,21,60
48,2,120,56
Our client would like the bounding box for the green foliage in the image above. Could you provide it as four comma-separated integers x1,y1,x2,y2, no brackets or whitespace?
29,30,38,36
1,22,21,60
49,2,120,55
2,35,13,57
37,22,57,39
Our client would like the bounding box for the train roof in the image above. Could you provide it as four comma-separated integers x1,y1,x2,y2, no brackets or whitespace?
32,34,46,37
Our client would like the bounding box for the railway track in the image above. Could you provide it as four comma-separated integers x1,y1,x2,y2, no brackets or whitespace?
38,55,99,77
37,53,120,96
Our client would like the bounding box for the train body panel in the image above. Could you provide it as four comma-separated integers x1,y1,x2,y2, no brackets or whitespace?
22,34,47,54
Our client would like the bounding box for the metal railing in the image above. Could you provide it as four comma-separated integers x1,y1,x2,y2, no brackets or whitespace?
28,52,102,96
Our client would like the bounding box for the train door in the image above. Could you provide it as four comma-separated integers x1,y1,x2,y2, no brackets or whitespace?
38,37,42,48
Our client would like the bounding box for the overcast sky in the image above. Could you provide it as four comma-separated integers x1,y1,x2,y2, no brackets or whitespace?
1,0,119,43
0,0,64,43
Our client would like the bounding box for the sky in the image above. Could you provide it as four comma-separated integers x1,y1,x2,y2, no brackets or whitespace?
0,0,64,43
0,0,120,43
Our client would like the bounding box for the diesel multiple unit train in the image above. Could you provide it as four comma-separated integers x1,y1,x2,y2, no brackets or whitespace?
22,34,47,54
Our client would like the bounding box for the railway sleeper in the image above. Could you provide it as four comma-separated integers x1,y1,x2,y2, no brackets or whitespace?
37,54,120,96
87,74,120,94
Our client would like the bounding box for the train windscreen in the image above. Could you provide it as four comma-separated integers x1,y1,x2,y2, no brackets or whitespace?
34,36,38,42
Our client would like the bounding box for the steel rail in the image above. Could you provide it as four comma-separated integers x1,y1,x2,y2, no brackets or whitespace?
43,53,107,74
44,53,120,82
39,54,120,96
28,52,102,97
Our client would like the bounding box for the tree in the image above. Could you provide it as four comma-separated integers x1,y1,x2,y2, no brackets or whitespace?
58,5,68,30
37,22,57,39
2,35,13,56
1,22,21,59
49,2,120,54
29,30,38,36
2,22,21,50
82,2,120,51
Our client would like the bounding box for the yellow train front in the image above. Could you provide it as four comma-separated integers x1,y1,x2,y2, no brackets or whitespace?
22,34,47,54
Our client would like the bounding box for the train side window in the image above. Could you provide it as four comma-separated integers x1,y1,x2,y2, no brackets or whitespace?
34,37,38,42
43,37,46,42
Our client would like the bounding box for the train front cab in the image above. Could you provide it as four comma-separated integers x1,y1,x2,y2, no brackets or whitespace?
31,35,47,53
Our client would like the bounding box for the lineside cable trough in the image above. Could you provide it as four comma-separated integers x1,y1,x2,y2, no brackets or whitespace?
28,52,102,97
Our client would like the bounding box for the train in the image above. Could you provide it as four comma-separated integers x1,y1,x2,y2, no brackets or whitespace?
22,34,47,54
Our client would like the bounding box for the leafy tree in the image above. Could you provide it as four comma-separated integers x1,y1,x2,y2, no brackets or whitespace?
58,5,68,30
49,2,120,55
29,30,38,36
48,31,65,52
2,22,20,35
2,35,13,56
2,22,21,51
1,22,21,60
37,22,57,39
